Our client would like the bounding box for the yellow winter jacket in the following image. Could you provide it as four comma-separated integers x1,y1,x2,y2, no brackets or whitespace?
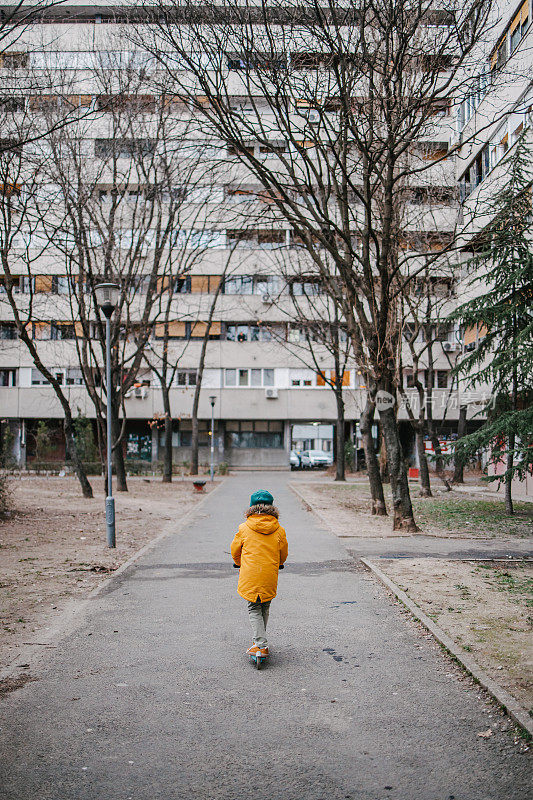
231,513,288,602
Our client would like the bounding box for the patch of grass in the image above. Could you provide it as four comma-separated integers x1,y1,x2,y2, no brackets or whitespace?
490,569,533,607
411,495,533,538
304,482,533,537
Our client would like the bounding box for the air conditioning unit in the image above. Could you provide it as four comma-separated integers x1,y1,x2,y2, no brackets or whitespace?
134,385,148,399
262,293,272,304
442,342,458,352
265,388,278,399
307,110,320,124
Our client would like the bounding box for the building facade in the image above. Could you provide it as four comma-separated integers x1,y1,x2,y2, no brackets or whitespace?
0,1,502,472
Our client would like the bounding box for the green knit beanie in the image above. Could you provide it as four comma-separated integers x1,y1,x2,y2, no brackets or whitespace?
250,489,274,506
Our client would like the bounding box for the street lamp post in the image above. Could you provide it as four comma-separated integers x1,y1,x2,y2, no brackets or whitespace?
95,282,119,548
209,395,216,482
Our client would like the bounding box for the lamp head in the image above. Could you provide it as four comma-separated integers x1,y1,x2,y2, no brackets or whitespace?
95,282,119,318
209,395,216,407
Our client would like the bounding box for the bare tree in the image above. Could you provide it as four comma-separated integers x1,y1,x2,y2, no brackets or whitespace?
137,0,492,529
0,137,94,496
399,261,459,495
266,262,353,481
35,58,198,491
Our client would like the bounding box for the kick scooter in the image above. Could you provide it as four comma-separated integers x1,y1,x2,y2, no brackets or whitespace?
233,563,284,669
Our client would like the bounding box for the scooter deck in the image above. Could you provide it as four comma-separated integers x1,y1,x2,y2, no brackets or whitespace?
248,653,268,669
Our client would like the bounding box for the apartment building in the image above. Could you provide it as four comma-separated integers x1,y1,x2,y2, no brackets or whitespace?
453,0,533,493
0,3,474,471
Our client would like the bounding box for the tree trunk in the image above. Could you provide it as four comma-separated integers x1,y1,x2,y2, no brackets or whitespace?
505,432,515,515
360,398,387,515
380,405,419,532
334,390,346,481
415,428,432,497
428,424,451,491
379,428,389,483
452,405,467,484
112,411,128,492
162,388,173,483
190,313,216,475
64,416,93,499
190,413,199,476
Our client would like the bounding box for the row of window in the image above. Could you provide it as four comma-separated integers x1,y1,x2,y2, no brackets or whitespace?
457,2,530,133
15,133,452,169
0,273,324,301
5,226,455,255
0,320,463,347
0,366,453,390
1,42,457,73
459,106,530,200
404,370,450,389
491,1,530,72
226,420,284,449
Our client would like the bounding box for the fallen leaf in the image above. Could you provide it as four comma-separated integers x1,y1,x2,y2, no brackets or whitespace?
477,729,493,738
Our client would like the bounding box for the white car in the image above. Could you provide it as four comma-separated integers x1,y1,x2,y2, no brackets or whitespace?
300,449,333,469
290,450,302,470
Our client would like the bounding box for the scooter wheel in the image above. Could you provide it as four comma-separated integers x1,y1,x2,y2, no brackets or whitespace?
256,656,262,670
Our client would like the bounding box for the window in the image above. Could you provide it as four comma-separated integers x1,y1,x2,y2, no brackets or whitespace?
0,323,18,340
0,97,25,112
224,368,275,387
223,275,279,295
173,276,191,294
291,52,329,70
66,368,84,385
226,420,283,448
417,142,449,161
510,1,529,52
31,369,50,385
316,370,351,387
51,323,75,340
223,275,254,294
490,36,507,72
52,276,71,295
291,378,313,387
176,370,197,386
459,143,491,200
95,138,156,159
0,52,28,69
225,369,236,386
225,324,273,342
226,229,286,249
153,321,221,340
436,370,448,389
0,368,16,386
289,278,322,296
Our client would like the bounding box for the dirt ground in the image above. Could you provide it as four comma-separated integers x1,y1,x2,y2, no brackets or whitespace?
291,480,401,537
0,475,216,672
292,480,533,539
377,558,533,712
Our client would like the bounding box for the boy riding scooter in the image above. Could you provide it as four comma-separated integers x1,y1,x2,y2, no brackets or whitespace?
231,490,288,665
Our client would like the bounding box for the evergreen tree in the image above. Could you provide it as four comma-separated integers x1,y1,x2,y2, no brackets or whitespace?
451,135,533,513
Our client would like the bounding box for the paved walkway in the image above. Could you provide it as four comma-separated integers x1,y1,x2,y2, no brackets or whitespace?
0,473,530,799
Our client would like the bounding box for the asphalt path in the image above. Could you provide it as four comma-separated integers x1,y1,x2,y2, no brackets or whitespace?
0,472,531,800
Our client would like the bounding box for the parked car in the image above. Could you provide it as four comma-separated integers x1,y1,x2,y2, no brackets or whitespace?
290,450,302,470
300,449,333,469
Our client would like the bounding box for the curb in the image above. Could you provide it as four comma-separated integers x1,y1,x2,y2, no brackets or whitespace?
0,477,228,686
360,557,533,737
